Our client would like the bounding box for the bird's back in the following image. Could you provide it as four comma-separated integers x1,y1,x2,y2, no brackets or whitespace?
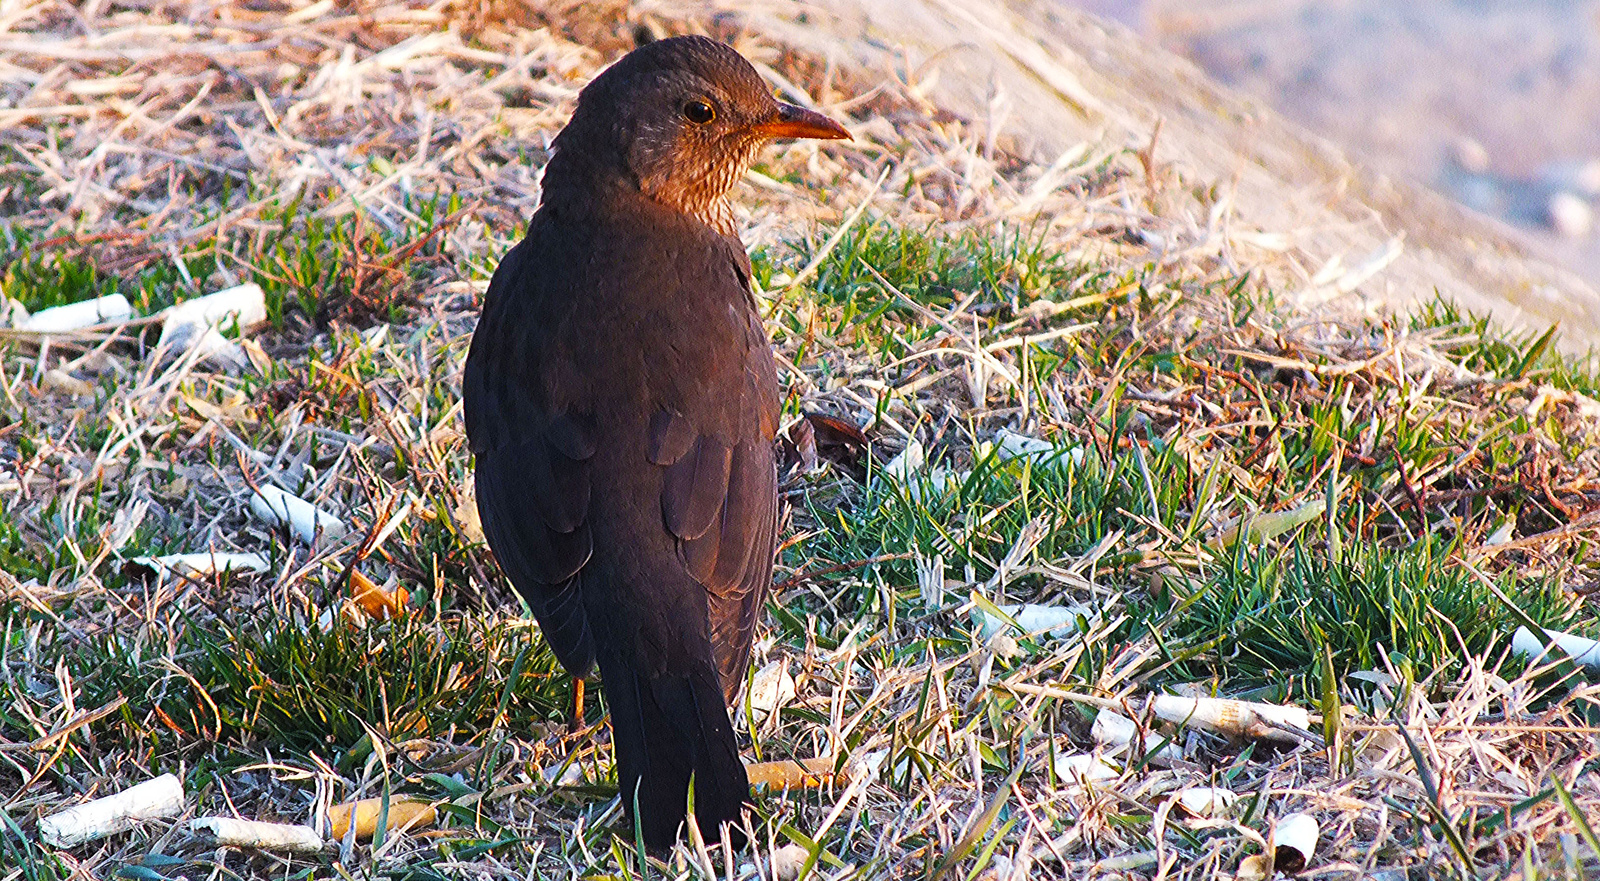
464,183,778,845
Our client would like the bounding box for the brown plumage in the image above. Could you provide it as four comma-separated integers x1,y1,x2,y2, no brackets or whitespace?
462,35,848,848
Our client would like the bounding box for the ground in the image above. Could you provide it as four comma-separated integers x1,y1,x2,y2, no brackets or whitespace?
1,1,1598,879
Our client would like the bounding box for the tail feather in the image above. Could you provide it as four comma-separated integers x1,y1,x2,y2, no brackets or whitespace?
600,654,748,848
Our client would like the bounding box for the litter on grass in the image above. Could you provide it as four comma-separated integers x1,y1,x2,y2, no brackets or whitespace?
38,773,185,848
1090,711,1185,764
325,797,436,841
157,283,268,368
347,569,409,621
974,601,1097,643
1149,695,1313,744
123,552,270,580
744,659,797,724
1511,625,1600,669
1270,812,1320,872
1207,499,1326,549
189,817,325,854
1053,752,1119,786
1174,786,1238,818
249,485,348,545
11,293,133,333
991,427,1084,465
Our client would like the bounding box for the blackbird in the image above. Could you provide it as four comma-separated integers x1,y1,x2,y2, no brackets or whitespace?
463,35,848,848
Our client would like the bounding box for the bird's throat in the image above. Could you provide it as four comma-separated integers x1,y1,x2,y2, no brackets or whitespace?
638,177,739,236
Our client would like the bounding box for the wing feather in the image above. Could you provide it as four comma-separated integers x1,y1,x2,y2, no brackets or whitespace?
465,238,598,675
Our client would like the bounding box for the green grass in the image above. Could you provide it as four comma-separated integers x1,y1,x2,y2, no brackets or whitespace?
0,248,126,313
252,186,461,333
1160,537,1576,700
1412,297,1600,396
767,223,1597,710
5,12,1599,871
82,605,568,752
5,193,1600,878
0,181,463,342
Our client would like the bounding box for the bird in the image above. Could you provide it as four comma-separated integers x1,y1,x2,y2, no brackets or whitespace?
462,35,849,849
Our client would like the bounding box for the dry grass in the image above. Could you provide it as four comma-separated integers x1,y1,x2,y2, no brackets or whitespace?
2,1,1599,879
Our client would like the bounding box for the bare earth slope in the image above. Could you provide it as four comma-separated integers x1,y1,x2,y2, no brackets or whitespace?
724,0,1600,354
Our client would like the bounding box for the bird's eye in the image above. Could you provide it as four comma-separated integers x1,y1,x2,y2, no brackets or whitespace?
682,100,715,124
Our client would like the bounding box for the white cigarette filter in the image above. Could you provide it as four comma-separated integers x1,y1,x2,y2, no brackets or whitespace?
189,817,325,854
39,773,185,848
1052,752,1119,786
771,843,810,881
992,428,1085,465
1174,786,1238,817
1271,812,1320,871
17,294,134,333
1090,711,1185,763
126,552,270,579
249,485,348,544
974,602,1095,642
1149,695,1311,743
1512,626,1600,669
1208,499,1326,549
157,284,268,369
159,284,267,345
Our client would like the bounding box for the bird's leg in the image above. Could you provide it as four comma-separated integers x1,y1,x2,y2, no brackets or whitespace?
568,676,585,733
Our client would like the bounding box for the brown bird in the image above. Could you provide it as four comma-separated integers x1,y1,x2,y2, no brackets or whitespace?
463,35,848,848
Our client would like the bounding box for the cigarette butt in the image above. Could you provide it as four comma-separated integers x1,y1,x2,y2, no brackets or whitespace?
160,283,267,341
1512,626,1600,669
39,773,185,848
349,570,408,620
1090,711,1184,763
249,485,347,545
19,294,134,333
1238,854,1269,880
1053,752,1119,786
42,368,93,396
771,842,810,881
1209,499,1325,549
745,660,796,722
125,552,270,580
326,797,436,840
1174,786,1237,817
745,757,842,790
542,761,586,786
190,817,324,853
1271,812,1319,872
1150,695,1311,743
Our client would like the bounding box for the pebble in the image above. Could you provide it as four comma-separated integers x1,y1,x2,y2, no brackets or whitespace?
1452,137,1490,173
42,369,93,396
1577,159,1600,197
770,843,809,881
1546,191,1593,237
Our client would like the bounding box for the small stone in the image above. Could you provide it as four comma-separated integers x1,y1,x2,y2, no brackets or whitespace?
745,660,796,723
1577,159,1600,197
42,369,93,396
771,843,809,881
1547,192,1593,237
974,854,1013,881
1452,137,1490,173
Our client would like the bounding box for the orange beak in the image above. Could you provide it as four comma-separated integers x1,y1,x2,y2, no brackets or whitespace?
752,103,851,141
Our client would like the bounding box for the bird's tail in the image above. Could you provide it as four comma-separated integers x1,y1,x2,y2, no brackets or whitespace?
599,654,748,849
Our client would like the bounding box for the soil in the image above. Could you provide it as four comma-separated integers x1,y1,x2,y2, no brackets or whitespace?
722,0,1600,353
1115,0,1600,285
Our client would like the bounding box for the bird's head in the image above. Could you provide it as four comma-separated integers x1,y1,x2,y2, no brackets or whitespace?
547,35,850,233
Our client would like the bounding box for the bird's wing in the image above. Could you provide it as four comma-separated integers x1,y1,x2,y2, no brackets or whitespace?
648,251,780,703
463,236,597,676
